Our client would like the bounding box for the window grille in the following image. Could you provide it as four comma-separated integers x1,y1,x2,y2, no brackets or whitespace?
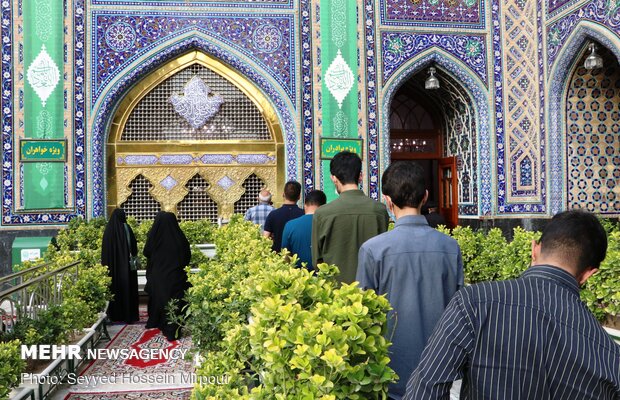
121,64,271,141
121,175,162,222
177,174,219,222
234,174,267,215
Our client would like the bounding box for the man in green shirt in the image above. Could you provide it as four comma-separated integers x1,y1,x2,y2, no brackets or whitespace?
311,151,389,283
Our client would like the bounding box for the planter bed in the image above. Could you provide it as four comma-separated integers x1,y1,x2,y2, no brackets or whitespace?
11,312,109,400
604,326,620,345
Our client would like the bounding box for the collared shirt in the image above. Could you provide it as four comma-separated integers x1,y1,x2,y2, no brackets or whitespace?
244,203,274,232
405,265,620,400
357,215,463,399
281,214,314,270
264,204,304,252
311,189,389,283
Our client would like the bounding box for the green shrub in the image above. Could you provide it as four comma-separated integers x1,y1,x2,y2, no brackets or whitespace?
184,217,273,353
581,229,620,321
51,216,106,254
498,227,540,280
447,226,478,282
444,223,618,321
179,219,216,244
0,340,25,399
62,263,112,327
188,217,396,399
39,215,216,272
31,305,69,345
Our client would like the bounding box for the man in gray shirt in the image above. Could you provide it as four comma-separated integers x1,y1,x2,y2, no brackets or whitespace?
356,161,463,400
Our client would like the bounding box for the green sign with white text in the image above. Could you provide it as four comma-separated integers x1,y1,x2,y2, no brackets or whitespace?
320,138,363,160
20,140,67,162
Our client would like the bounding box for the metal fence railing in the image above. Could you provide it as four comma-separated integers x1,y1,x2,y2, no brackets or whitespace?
0,261,80,332
0,262,54,293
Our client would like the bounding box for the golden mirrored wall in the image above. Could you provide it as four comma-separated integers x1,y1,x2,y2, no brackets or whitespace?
106,51,285,221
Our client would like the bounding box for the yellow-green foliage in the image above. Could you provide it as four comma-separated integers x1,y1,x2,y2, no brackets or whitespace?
0,340,25,399
45,215,217,271
188,217,396,399
62,263,112,326
582,229,620,321
445,223,618,321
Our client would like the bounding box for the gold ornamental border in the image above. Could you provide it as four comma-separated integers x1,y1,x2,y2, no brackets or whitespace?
106,50,285,217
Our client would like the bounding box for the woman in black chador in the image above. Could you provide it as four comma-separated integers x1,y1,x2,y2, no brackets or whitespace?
101,208,139,323
143,211,191,341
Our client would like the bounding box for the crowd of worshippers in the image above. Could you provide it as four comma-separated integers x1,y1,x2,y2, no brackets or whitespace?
245,151,620,400
99,150,619,398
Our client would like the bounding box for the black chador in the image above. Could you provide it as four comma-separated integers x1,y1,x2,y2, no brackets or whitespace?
143,211,191,341
101,208,139,324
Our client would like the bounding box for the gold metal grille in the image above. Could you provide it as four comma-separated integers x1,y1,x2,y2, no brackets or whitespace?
234,174,267,215
177,174,219,222
121,175,162,221
121,63,271,141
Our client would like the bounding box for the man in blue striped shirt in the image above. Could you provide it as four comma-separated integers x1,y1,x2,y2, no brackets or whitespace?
405,210,620,399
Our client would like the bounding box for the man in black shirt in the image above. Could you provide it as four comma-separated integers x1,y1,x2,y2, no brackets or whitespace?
263,181,304,252
423,200,446,228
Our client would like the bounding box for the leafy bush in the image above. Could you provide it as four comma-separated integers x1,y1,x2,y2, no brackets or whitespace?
179,219,216,244
498,227,541,280
53,216,107,252
444,222,618,321
43,215,216,271
582,229,620,321
187,217,396,399
184,216,273,353
0,340,25,399
62,263,112,326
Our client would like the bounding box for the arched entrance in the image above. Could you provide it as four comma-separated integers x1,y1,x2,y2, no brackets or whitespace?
565,42,620,214
388,66,478,227
106,51,285,221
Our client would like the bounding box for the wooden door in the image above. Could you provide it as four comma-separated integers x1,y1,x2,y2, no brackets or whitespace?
438,157,458,228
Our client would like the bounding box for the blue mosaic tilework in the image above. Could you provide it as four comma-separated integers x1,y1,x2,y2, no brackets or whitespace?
380,0,486,29
300,0,314,191
91,0,293,6
92,12,296,105
381,52,488,216
547,0,587,18
382,32,488,86
200,154,235,164
364,0,380,200
548,2,620,69
124,155,160,165
565,51,620,214
89,36,298,218
236,154,275,164
501,0,545,206
493,0,546,214
1,0,85,225
159,154,195,165
547,21,620,214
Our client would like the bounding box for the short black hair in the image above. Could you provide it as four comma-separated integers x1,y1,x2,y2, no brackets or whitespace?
330,151,362,185
305,190,327,207
283,181,302,202
539,210,607,273
381,161,426,208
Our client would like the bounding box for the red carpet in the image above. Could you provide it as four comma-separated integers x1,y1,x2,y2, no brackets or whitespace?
139,305,148,323
81,325,193,375
63,388,191,399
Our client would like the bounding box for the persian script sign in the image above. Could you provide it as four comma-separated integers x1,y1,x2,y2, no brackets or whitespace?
20,139,67,162
320,138,363,160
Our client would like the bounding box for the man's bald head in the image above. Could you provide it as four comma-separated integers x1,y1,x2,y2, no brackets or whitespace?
258,189,272,204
